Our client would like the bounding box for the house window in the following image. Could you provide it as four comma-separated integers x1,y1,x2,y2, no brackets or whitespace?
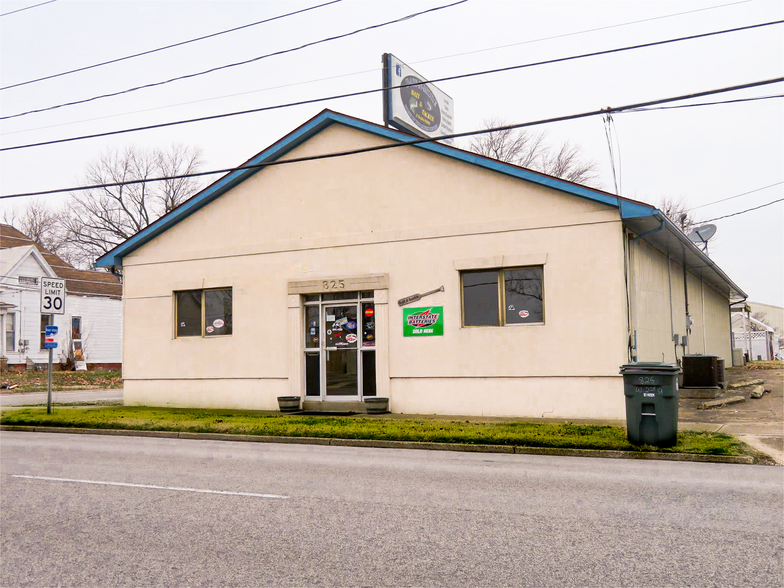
40,314,51,350
175,288,232,338
18,276,38,286
461,266,544,327
5,314,15,352
72,316,82,340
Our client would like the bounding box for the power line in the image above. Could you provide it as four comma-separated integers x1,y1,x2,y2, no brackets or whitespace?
3,20,782,153
415,0,757,66
1,77,781,200
0,1,343,91
0,0,468,120
0,0,56,17
689,181,784,210
1,0,757,138
628,94,784,111
702,198,784,222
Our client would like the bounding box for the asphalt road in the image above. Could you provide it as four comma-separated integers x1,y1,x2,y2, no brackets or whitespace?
0,388,122,406
1,433,782,587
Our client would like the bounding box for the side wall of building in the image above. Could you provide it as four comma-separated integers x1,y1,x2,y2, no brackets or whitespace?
631,237,731,364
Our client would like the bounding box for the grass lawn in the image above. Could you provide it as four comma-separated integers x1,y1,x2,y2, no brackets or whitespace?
0,405,753,457
0,370,122,393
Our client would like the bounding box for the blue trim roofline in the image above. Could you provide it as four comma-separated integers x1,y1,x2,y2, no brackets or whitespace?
95,110,652,268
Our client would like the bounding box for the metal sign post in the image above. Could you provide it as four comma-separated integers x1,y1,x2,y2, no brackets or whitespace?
40,278,65,415
44,325,58,414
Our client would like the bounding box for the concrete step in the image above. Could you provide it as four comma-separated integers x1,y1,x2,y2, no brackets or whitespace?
680,387,723,399
302,400,367,413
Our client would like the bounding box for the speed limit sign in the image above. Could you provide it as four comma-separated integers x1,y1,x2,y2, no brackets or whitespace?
40,277,66,315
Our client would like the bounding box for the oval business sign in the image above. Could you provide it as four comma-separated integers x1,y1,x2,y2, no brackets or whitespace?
400,75,441,133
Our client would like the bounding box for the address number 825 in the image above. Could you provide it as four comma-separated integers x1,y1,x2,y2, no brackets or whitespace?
322,279,345,291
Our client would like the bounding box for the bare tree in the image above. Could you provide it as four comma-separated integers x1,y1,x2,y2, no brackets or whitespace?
62,144,203,267
751,311,769,332
1,199,77,264
468,117,601,187
656,197,703,235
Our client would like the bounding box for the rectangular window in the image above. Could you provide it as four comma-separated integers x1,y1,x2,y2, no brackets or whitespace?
71,316,82,340
205,289,233,337
40,314,51,350
175,288,232,338
5,314,15,352
461,266,544,327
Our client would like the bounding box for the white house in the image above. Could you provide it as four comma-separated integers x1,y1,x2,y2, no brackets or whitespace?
0,224,122,369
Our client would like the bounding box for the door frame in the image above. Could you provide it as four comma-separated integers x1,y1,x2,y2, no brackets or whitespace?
321,301,361,401
287,274,390,403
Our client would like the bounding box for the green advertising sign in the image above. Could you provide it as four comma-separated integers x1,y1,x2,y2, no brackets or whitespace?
403,306,444,337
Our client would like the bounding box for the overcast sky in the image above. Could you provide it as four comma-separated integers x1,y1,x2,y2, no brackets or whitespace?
1,0,782,304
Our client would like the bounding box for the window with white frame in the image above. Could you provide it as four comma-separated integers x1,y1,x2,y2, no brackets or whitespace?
461,266,544,327
5,313,16,352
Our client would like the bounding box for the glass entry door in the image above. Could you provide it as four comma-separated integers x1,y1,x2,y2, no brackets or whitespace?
304,292,376,401
324,304,358,396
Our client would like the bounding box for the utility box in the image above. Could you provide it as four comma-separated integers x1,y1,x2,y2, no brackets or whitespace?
620,363,680,447
732,348,745,367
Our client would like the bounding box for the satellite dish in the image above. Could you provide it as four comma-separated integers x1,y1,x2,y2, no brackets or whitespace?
688,224,717,244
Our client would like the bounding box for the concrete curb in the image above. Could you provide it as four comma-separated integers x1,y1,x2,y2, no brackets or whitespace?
0,425,758,464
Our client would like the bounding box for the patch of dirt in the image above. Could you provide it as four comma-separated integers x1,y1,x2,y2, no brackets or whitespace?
680,368,783,424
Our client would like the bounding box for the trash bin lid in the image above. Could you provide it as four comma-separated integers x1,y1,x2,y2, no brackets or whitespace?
619,362,680,375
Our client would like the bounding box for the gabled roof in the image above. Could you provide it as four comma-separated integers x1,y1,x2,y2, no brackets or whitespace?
0,224,122,299
92,109,745,300
0,245,57,281
95,109,649,269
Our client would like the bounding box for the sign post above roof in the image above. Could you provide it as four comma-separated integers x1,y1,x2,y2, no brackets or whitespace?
382,53,454,145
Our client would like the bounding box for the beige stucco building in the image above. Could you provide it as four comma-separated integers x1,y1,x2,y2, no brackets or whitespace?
96,110,746,419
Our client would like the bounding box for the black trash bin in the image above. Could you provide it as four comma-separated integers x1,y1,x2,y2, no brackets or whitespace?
619,363,680,447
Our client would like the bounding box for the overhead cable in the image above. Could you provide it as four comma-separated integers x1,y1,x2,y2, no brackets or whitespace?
2,19,782,153
0,0,344,91
0,0,56,17
2,77,781,200
628,94,784,111
2,0,758,137
0,0,469,120
702,198,784,222
689,181,784,210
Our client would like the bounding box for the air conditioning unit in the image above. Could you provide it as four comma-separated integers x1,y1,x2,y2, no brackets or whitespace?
682,355,719,388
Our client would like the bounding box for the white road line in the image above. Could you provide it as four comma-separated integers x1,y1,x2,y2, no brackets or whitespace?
11,475,288,499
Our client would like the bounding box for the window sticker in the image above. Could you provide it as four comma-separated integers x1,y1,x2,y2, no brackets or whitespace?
213,318,225,329
346,334,358,343
508,304,515,311
346,321,356,330
206,326,214,333
334,317,348,327
365,308,374,318
310,328,316,335
326,315,336,321
518,310,529,318
180,321,186,327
